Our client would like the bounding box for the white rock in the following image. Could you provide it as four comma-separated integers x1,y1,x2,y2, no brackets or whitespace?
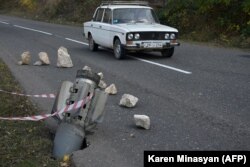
38,52,50,65
105,84,117,95
98,80,107,89
57,46,73,68
33,61,43,66
97,72,104,80
130,133,135,138
134,114,150,130
119,94,138,108
17,61,23,65
82,65,92,71
20,51,31,65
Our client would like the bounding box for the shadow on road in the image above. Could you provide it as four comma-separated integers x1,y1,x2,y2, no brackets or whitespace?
128,52,168,60
239,54,250,59
73,45,171,61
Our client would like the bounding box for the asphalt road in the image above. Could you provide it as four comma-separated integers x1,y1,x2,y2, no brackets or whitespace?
0,15,250,166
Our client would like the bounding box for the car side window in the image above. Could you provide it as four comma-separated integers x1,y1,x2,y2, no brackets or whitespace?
94,8,104,22
103,9,111,24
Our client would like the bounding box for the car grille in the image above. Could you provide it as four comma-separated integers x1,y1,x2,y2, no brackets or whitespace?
139,32,166,40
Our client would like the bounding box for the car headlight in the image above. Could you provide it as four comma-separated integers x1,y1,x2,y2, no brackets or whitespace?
165,33,170,39
134,33,140,40
127,33,134,40
170,33,176,39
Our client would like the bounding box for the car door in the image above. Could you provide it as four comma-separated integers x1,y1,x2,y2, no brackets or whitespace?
91,8,105,45
98,8,112,48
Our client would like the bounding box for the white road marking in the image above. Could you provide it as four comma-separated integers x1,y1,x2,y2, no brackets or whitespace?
6,22,192,74
0,21,9,24
128,56,192,74
65,38,88,46
54,34,64,38
14,25,53,35
66,37,192,74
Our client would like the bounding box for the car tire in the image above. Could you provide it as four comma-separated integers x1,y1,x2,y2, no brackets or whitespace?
114,38,126,59
88,34,98,51
161,47,174,58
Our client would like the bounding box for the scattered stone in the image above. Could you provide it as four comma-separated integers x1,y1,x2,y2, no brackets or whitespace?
97,72,104,80
63,155,70,162
98,80,107,89
38,52,50,65
33,61,43,66
60,162,69,167
19,51,31,65
82,65,92,71
119,94,138,108
57,46,73,68
130,133,135,138
134,114,150,130
105,84,117,95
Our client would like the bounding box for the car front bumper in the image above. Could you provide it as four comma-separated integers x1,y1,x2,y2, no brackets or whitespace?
124,40,180,51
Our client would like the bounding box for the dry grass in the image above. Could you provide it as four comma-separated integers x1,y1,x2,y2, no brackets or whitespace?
0,58,60,167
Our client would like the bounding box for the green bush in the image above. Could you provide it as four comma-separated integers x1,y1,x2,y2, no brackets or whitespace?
1,0,249,47
35,0,101,23
158,0,249,36
156,0,250,47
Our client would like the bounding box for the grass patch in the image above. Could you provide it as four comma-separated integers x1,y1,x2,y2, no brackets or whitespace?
0,58,60,167
180,31,250,49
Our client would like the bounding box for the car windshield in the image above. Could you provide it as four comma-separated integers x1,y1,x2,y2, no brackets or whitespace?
113,8,159,24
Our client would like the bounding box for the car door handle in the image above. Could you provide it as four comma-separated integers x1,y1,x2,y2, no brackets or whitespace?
99,26,102,28
91,24,93,27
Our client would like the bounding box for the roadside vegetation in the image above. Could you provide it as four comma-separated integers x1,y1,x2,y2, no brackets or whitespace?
158,0,250,48
0,58,59,167
0,0,249,48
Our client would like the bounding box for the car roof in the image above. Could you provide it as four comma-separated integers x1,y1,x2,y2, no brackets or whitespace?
100,5,152,10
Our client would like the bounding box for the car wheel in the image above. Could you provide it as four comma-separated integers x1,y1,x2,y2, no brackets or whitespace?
161,47,174,58
88,34,98,51
114,39,126,59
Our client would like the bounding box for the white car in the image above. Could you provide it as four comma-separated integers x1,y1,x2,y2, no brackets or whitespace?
83,1,180,59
